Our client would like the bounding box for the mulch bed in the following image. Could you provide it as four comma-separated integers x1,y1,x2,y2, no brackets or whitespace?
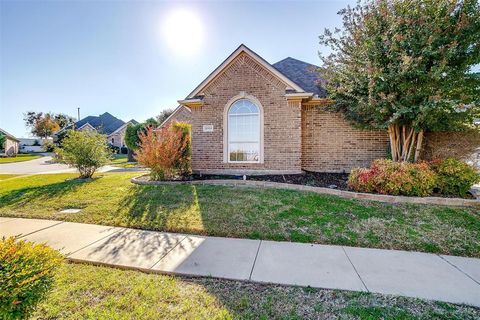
191,171,350,190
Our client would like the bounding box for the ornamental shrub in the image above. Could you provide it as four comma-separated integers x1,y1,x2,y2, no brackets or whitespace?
136,122,191,180
348,159,436,196
0,237,63,320
430,158,480,197
55,130,111,178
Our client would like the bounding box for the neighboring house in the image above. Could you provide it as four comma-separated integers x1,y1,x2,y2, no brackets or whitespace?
56,112,138,148
0,128,20,156
167,44,388,174
19,138,52,153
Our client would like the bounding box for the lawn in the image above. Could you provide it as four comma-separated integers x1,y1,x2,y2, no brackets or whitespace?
0,174,20,181
109,154,139,168
0,173,479,257
0,153,41,163
31,263,479,320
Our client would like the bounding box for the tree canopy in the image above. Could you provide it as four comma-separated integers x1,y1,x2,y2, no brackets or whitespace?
23,112,75,139
319,0,480,161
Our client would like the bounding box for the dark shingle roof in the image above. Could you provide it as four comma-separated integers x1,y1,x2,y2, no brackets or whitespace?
75,112,126,135
273,57,327,97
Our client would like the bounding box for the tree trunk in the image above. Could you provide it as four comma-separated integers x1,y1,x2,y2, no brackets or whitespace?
127,149,135,162
388,124,424,162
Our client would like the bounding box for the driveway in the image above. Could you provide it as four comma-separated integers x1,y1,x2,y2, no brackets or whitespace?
0,155,75,174
0,155,146,175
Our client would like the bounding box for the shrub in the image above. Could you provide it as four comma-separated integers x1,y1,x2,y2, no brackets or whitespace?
136,122,191,180
430,158,480,197
41,140,55,152
0,237,63,319
55,130,111,178
109,144,120,154
348,159,436,196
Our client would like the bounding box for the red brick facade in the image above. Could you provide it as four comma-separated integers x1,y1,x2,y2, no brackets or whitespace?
170,48,391,174
160,106,192,129
190,52,302,174
301,107,389,172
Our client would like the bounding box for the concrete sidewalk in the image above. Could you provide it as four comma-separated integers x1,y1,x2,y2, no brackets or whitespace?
1,217,479,308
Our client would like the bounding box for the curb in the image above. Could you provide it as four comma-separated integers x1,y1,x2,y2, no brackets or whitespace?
131,175,480,208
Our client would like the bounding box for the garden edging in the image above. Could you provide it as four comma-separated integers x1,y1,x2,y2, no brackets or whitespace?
131,175,480,208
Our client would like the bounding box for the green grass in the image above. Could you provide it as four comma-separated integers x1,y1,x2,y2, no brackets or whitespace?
0,153,41,163
31,263,479,320
109,154,139,168
0,174,20,180
0,173,479,257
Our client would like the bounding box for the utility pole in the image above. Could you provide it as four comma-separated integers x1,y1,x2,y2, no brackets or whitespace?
77,107,80,121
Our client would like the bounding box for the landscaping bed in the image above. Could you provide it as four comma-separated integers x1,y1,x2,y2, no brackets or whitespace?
192,171,350,190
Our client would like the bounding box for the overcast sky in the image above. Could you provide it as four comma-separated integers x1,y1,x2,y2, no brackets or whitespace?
1,0,352,137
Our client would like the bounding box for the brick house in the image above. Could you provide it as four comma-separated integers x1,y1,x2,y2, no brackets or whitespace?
167,44,389,174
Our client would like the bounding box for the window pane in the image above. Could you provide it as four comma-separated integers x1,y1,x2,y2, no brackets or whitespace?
228,114,259,142
227,99,261,162
229,143,259,162
229,99,259,115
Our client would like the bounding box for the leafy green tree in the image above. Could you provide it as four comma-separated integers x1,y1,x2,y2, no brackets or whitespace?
156,108,174,125
319,0,480,162
55,130,111,178
53,113,76,129
0,133,5,151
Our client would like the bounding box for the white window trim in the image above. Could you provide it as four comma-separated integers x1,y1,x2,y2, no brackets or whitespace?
223,92,264,164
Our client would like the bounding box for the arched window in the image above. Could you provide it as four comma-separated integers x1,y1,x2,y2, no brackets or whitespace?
227,99,260,162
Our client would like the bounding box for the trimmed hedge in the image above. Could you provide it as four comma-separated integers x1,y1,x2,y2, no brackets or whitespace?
431,158,480,197
0,237,63,320
348,159,436,196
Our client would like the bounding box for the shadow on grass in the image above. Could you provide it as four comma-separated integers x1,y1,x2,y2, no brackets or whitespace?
118,184,202,233
0,178,95,209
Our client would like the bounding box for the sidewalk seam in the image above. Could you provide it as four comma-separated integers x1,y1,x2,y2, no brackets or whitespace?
437,254,480,286
17,221,64,239
66,227,124,257
149,235,188,270
342,247,369,292
249,240,262,280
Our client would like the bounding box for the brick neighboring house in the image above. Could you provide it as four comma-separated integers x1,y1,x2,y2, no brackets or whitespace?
0,128,19,156
56,112,138,148
166,44,389,174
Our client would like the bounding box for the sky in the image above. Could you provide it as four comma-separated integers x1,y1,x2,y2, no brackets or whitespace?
0,0,352,138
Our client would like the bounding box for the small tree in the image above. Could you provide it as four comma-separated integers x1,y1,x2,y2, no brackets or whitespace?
136,123,191,180
319,0,480,162
124,123,146,162
55,130,111,178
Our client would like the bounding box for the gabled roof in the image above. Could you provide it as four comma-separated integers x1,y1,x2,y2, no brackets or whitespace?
273,57,327,97
185,44,306,99
72,112,127,135
158,105,191,128
0,128,19,142
109,119,140,136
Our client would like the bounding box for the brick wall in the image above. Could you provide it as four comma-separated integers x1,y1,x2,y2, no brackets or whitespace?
423,131,480,169
301,106,389,172
160,106,192,128
191,52,302,173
